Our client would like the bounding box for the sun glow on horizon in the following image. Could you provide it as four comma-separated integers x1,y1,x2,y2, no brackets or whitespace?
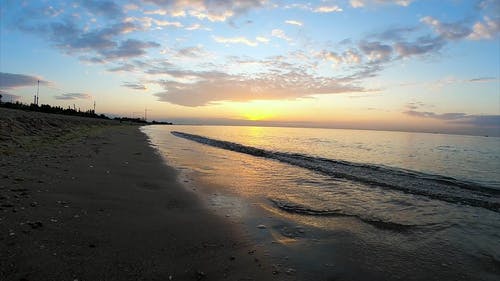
243,109,274,121
236,101,277,121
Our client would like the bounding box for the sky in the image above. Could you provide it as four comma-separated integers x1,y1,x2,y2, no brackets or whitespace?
0,0,499,136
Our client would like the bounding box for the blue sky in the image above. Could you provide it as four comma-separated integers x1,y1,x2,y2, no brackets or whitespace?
0,0,499,136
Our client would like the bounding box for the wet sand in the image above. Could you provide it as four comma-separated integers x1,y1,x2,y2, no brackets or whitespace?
0,108,293,281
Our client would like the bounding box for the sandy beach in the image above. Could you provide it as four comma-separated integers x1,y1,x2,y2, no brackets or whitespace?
0,108,293,281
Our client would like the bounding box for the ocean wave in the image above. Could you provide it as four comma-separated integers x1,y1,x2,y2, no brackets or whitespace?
172,131,500,212
270,199,417,232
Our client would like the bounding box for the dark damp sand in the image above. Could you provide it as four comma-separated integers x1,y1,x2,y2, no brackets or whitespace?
0,109,294,281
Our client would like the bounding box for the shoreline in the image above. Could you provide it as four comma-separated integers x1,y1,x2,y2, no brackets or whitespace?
143,124,500,281
0,112,293,280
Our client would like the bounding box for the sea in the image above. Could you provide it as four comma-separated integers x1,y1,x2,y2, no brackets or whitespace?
142,125,500,281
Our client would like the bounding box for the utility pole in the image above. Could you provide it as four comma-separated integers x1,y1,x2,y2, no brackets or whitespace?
36,80,40,106
93,101,96,113
144,107,151,122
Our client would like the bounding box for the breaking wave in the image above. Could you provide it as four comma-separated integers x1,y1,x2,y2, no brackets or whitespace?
172,131,500,212
270,199,417,232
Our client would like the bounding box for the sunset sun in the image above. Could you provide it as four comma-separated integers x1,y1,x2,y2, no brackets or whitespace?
243,108,274,121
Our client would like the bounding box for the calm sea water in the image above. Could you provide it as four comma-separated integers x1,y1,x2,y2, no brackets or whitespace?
142,125,500,281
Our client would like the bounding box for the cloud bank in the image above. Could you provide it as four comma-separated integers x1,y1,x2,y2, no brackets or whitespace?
0,72,48,89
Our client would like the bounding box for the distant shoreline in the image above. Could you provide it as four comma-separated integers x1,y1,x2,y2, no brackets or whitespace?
166,120,499,138
0,102,173,126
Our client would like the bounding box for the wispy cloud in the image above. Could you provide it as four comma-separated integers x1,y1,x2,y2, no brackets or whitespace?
0,72,48,89
368,26,419,41
313,6,343,13
285,20,303,26
467,17,500,40
256,36,269,43
404,109,500,130
420,16,470,40
271,29,292,41
403,102,500,130
124,16,183,29
468,77,498,83
79,0,124,19
185,23,210,31
394,36,444,58
359,41,393,62
142,0,268,22
317,49,363,65
350,0,414,8
213,36,259,47
421,16,500,41
177,46,201,57
54,92,92,100
122,82,147,90
101,39,160,59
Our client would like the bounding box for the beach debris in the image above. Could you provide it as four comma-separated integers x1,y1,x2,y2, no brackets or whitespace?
30,202,38,207
256,224,266,229
10,188,28,192
27,221,43,229
285,268,296,275
271,264,281,275
50,218,58,223
195,270,206,280
57,200,70,208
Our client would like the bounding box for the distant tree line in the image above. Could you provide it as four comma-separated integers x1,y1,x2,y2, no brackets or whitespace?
0,94,172,125
0,97,108,119
112,117,172,125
